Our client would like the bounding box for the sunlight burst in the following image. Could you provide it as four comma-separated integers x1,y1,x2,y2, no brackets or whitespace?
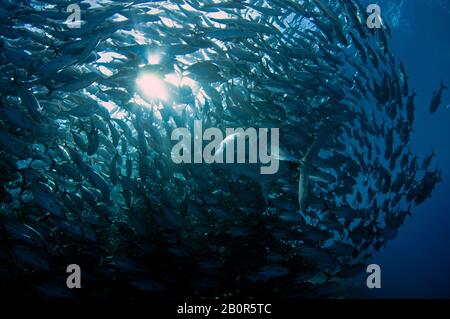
136,73,168,101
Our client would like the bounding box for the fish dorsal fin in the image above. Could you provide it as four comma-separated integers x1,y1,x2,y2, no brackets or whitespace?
298,126,337,211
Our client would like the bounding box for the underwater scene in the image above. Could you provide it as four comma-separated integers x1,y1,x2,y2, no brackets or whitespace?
0,0,449,304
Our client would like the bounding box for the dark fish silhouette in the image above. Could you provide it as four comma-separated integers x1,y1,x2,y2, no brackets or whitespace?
429,79,448,114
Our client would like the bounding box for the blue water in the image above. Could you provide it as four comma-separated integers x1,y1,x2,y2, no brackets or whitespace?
358,0,450,298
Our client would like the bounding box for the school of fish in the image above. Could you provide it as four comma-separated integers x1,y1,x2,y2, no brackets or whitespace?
0,0,444,299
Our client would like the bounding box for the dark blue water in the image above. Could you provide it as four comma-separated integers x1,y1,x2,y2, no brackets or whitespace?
358,0,450,298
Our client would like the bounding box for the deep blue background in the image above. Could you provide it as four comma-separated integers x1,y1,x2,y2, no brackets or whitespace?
355,0,450,298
